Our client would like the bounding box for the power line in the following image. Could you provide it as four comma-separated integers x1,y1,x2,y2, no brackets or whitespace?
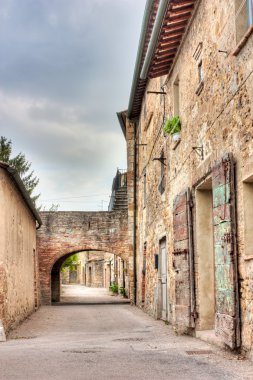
40,194,109,201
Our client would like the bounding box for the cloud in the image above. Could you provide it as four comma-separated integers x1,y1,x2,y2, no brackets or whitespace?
0,0,146,210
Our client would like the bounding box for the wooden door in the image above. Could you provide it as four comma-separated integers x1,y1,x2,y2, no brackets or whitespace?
212,153,240,349
159,239,167,320
173,189,195,331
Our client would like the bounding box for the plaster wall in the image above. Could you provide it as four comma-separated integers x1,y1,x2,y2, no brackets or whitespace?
0,168,37,332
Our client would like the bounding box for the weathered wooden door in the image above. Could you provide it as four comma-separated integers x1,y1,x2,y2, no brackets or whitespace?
173,189,195,332
159,239,167,320
212,153,240,349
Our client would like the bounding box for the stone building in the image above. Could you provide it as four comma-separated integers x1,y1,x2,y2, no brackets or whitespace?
61,251,128,295
118,0,253,356
0,162,42,335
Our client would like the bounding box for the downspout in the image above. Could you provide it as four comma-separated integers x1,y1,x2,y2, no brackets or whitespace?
140,0,170,80
133,121,137,304
128,0,155,118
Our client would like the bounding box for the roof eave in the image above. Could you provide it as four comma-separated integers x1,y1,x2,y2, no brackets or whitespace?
127,0,157,120
0,161,42,227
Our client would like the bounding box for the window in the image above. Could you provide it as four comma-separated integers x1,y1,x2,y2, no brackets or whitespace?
158,151,165,195
193,42,204,95
173,76,180,116
143,169,147,207
198,60,204,84
235,0,253,43
243,179,253,258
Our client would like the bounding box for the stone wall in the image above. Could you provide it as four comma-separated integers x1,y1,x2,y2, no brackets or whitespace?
0,168,37,333
130,0,253,354
37,211,131,304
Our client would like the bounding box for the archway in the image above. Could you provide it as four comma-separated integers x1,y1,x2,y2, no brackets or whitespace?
50,250,129,304
36,211,133,304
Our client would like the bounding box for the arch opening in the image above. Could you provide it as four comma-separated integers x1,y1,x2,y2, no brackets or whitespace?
50,250,129,304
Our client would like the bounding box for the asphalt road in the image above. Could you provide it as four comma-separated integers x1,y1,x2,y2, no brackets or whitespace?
0,286,253,380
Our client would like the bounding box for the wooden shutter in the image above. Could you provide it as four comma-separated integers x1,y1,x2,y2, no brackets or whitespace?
212,153,240,349
173,188,195,331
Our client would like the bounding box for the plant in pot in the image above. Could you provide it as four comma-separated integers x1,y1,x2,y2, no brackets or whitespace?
163,116,181,142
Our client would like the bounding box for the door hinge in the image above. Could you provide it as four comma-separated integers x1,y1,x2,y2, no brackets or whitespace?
187,199,194,208
191,310,198,320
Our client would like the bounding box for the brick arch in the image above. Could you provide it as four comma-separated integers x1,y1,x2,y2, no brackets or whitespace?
37,211,131,304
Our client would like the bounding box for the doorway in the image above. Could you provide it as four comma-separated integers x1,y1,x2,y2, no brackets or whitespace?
195,177,215,331
159,238,167,320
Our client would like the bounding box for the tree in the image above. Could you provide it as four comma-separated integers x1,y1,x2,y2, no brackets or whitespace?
42,203,60,212
0,136,40,204
61,254,79,272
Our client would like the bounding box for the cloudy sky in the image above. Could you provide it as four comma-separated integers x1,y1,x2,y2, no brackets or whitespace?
0,0,146,210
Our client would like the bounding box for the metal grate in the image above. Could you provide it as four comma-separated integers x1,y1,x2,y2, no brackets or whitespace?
186,350,213,355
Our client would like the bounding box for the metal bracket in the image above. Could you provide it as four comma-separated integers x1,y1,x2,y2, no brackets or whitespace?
147,91,167,95
192,146,204,160
153,157,167,166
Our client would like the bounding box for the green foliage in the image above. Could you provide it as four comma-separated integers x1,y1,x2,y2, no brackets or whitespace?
61,254,79,272
42,203,60,211
163,116,181,135
0,136,40,204
119,287,126,297
109,282,118,294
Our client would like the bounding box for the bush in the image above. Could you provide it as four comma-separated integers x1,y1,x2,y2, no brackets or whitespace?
109,282,118,294
119,287,127,297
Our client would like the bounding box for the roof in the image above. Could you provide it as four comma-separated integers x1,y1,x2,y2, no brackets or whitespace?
0,162,42,226
127,0,198,120
116,111,127,139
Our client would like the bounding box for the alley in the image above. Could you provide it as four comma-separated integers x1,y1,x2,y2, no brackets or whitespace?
0,286,252,380
60,285,130,305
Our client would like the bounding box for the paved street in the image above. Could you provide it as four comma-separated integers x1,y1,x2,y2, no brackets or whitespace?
0,286,253,380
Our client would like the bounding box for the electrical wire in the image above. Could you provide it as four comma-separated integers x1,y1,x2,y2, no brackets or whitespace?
40,194,109,201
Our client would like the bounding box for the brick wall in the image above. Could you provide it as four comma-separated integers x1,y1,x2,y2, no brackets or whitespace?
37,210,131,304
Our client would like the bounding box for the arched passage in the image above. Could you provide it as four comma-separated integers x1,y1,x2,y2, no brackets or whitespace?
37,211,133,304
50,250,127,303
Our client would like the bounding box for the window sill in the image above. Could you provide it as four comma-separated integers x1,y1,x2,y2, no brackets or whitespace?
195,80,204,96
232,25,253,56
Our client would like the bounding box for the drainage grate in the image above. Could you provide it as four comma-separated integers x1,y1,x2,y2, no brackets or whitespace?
186,350,213,355
62,350,99,354
113,337,143,342
11,336,37,340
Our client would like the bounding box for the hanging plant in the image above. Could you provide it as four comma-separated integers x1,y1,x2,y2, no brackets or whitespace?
163,116,181,135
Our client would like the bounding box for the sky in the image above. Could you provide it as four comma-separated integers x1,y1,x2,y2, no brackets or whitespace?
0,0,146,211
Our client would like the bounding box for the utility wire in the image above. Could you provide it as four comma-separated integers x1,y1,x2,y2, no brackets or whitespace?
40,194,109,201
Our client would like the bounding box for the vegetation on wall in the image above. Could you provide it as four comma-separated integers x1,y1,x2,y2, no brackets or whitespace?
163,116,181,135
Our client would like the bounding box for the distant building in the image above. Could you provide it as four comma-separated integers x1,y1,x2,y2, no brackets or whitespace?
61,251,128,295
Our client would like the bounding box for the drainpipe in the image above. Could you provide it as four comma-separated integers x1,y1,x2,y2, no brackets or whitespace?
248,0,253,26
133,122,137,304
140,0,170,80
